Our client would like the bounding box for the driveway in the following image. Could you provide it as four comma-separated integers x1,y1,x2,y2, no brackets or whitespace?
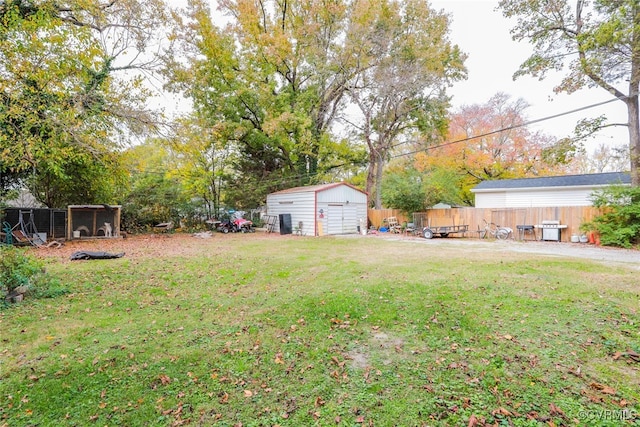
365,233,640,270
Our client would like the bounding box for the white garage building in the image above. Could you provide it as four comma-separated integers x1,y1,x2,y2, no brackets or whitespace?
266,183,368,236
471,172,630,208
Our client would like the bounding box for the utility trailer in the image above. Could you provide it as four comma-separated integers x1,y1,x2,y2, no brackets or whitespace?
421,217,468,239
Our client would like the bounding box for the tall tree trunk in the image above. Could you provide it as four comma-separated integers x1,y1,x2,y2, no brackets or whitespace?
375,157,384,209
629,1,640,186
628,94,640,186
365,153,377,206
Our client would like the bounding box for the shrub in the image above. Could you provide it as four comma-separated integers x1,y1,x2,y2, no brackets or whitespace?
0,245,67,304
587,185,640,248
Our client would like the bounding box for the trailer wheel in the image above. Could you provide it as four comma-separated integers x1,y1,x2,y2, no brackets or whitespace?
423,228,434,239
440,233,450,238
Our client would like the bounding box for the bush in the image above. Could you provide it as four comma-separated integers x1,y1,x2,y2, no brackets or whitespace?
587,185,640,248
0,245,67,304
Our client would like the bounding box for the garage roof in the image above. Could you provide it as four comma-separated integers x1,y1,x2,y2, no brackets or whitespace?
472,172,630,192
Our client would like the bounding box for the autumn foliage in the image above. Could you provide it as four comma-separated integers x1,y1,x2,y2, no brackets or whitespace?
414,93,570,203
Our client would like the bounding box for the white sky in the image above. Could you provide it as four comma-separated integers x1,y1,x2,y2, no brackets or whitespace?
431,0,628,151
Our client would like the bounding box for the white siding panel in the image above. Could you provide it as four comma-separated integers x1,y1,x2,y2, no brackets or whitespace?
475,192,507,208
317,185,367,204
505,188,595,207
266,184,367,235
266,191,316,234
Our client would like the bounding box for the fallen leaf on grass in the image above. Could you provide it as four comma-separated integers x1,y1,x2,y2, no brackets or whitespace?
549,403,566,418
491,407,512,417
330,356,345,367
467,414,485,426
613,349,640,363
590,382,616,395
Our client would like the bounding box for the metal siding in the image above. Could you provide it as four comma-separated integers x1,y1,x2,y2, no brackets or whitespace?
266,191,316,234
318,185,366,235
267,184,367,235
317,185,367,204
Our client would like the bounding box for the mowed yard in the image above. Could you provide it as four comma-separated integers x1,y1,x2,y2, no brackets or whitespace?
1,233,638,426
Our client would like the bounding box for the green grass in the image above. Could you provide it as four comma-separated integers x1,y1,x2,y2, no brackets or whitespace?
1,236,639,426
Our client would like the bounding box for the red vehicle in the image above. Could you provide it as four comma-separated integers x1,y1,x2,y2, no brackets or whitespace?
233,218,255,233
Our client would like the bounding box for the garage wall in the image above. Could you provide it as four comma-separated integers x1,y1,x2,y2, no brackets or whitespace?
474,186,601,208
266,190,315,235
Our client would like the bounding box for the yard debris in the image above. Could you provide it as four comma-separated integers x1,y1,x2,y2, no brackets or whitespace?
5,285,29,303
70,251,125,260
613,349,640,363
192,231,213,239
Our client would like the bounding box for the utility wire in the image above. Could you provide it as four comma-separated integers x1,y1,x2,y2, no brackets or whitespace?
390,94,627,159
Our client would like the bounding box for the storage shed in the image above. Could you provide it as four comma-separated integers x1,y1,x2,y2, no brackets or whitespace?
471,172,630,208
265,183,368,236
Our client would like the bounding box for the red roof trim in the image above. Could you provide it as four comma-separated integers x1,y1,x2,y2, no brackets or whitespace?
269,182,367,196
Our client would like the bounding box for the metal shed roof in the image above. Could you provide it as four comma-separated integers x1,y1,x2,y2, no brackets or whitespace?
472,172,630,192
268,182,367,196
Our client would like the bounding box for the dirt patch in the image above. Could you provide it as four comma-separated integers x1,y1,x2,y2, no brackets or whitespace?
348,330,406,369
32,231,289,263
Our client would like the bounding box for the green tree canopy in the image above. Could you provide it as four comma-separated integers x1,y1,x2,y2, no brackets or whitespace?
0,0,167,207
164,0,464,208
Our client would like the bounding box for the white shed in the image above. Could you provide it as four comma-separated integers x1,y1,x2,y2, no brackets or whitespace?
266,183,368,236
471,172,630,208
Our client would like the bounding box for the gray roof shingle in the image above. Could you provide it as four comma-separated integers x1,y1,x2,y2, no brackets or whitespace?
472,172,630,191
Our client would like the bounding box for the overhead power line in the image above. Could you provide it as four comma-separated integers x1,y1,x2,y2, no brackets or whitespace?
391,93,631,159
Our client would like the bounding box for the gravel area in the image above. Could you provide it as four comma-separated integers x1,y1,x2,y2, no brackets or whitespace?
360,233,640,270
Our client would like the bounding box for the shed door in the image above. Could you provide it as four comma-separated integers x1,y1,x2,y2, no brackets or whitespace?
327,204,357,234
326,205,343,234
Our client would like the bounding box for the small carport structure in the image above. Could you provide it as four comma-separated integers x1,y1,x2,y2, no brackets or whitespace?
266,183,368,236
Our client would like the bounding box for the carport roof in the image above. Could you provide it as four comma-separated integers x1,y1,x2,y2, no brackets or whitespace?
472,172,630,192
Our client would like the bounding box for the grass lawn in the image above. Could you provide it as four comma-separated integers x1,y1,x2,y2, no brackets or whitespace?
1,233,639,426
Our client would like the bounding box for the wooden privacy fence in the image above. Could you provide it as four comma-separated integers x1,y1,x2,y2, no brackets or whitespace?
367,209,411,229
368,206,603,242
